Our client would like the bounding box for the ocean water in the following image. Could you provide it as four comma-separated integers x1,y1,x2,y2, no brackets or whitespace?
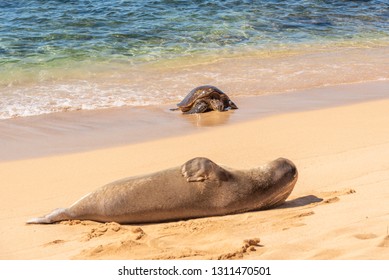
1,0,389,119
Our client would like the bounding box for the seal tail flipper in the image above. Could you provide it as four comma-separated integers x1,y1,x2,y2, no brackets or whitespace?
169,107,180,111
26,208,70,224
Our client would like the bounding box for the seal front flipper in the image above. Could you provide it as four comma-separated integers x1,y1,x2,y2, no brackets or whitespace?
181,157,232,182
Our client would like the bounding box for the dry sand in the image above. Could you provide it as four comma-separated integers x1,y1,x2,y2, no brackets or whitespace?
1,82,389,260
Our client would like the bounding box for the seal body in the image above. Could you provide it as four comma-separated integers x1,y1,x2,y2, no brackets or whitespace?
172,85,238,114
27,157,297,224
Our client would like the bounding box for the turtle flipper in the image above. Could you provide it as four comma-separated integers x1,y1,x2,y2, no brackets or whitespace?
209,99,224,112
183,99,209,114
181,157,232,182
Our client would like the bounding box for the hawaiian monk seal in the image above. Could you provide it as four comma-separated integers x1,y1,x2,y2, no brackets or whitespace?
26,157,297,224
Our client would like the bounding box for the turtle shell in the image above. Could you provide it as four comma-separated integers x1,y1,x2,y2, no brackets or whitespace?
177,85,226,111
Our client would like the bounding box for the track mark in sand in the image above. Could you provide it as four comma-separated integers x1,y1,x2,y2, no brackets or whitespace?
334,188,356,196
282,222,306,231
354,233,378,240
132,227,146,240
283,188,355,212
322,197,340,204
73,226,148,259
218,238,261,260
279,188,356,230
319,188,356,198
316,188,356,206
162,218,222,233
153,248,206,260
295,211,315,218
43,239,66,247
148,233,179,250
378,236,389,248
279,211,314,231
59,220,97,226
77,239,143,259
82,222,123,241
344,189,356,195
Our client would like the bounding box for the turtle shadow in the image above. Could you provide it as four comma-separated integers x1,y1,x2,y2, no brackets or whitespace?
277,195,323,209
180,110,235,127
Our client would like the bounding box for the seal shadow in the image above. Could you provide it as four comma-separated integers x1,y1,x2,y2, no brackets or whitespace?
277,195,323,209
133,196,323,226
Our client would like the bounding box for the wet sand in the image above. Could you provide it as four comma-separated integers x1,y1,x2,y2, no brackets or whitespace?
0,81,389,259
1,80,388,161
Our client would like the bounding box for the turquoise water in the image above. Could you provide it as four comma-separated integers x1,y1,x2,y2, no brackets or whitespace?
1,0,389,118
2,0,388,63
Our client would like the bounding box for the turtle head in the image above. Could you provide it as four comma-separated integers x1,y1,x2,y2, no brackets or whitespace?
228,100,238,110
209,99,225,112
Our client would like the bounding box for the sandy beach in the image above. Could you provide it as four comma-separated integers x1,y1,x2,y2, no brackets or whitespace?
1,81,389,260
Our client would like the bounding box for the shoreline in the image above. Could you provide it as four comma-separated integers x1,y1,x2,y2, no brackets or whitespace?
1,80,389,162
2,43,389,120
1,88,389,259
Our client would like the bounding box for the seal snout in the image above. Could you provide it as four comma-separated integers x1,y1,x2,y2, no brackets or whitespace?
255,157,298,209
272,157,298,183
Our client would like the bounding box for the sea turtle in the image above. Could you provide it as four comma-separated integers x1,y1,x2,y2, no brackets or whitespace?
171,85,238,114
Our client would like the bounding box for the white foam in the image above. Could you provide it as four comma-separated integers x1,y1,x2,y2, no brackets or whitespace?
1,44,388,120
0,80,173,119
